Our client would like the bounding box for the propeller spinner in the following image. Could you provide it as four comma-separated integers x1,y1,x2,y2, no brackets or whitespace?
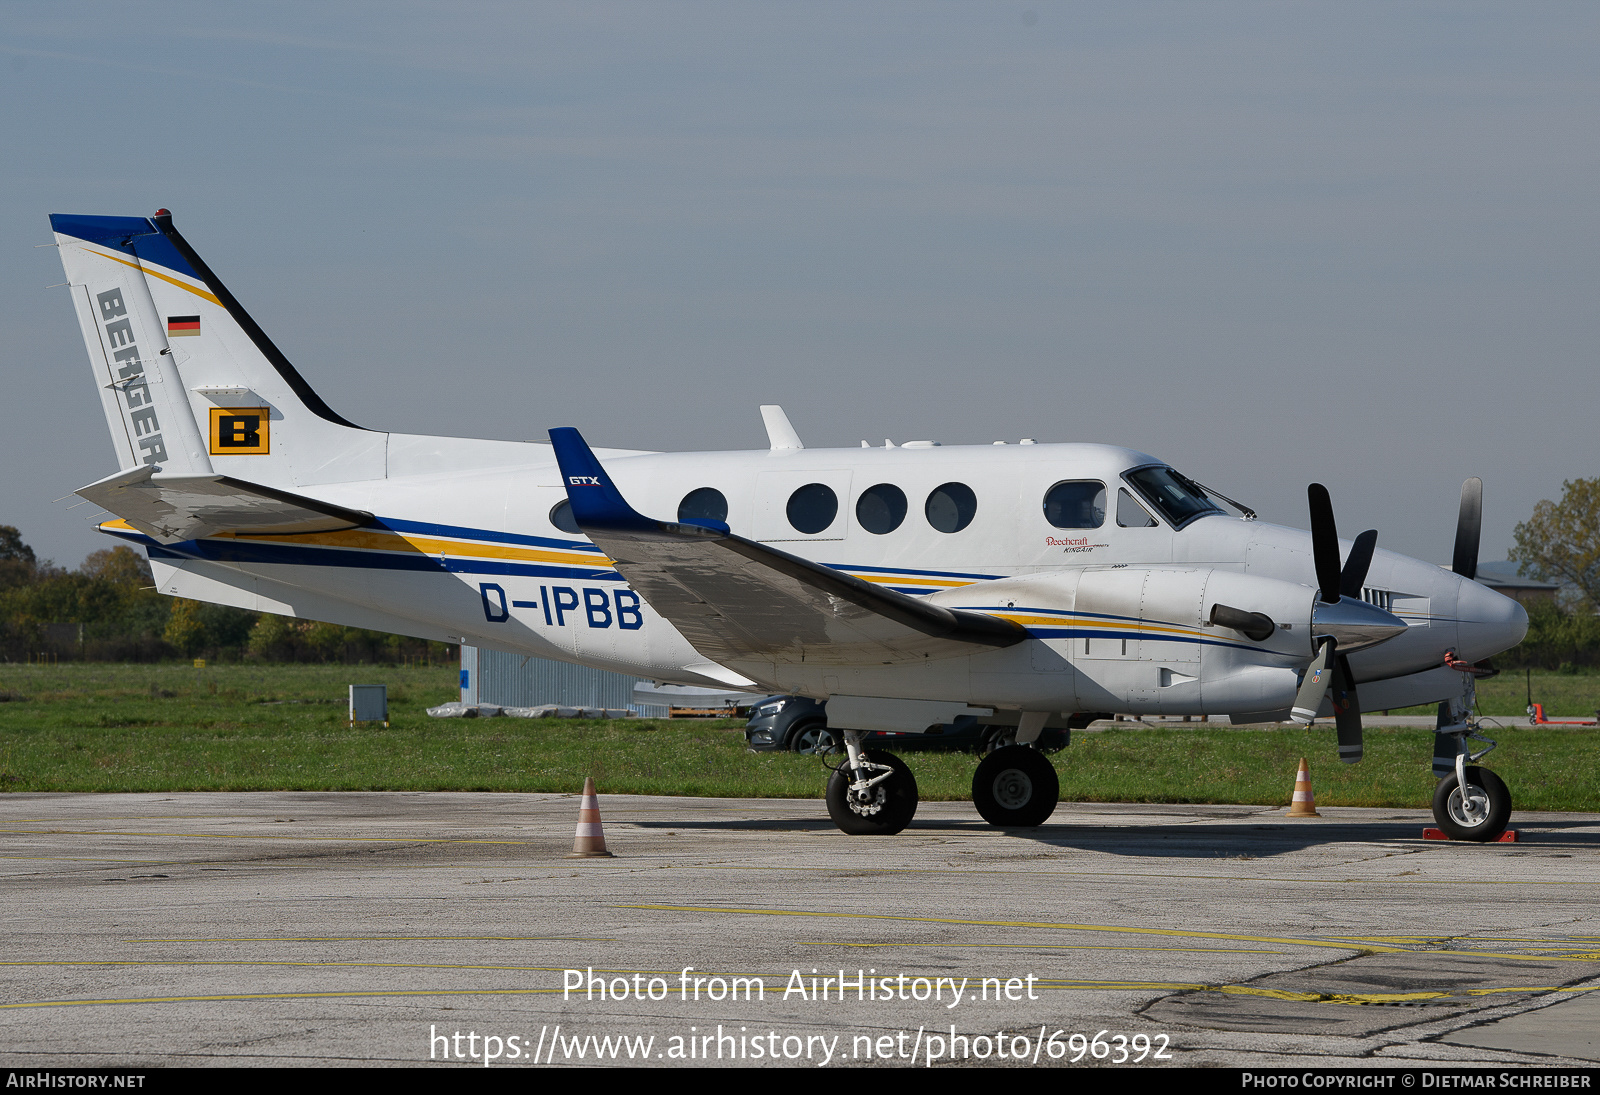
1288,484,1407,764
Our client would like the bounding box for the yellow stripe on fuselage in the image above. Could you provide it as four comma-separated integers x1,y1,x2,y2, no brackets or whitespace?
991,612,1205,639
852,573,973,589
103,521,1199,623
220,526,613,569
99,520,613,570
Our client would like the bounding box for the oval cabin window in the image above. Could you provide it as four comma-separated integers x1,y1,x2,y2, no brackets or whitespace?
786,483,839,535
856,483,907,534
550,499,581,535
925,482,977,534
678,487,729,524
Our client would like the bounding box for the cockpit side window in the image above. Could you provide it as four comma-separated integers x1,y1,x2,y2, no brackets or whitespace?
1116,488,1158,528
1123,465,1223,528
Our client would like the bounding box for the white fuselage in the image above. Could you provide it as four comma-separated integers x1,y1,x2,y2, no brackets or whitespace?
130,437,1527,719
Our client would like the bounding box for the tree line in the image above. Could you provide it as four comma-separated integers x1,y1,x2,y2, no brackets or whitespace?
0,528,453,665
1505,477,1600,670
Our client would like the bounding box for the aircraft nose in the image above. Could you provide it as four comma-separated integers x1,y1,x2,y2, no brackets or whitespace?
1453,576,1529,662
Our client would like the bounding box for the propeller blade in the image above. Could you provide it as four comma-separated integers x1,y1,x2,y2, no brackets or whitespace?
1209,603,1276,642
1307,484,1342,604
1339,529,1378,599
1452,477,1482,582
1290,638,1336,724
1331,654,1363,764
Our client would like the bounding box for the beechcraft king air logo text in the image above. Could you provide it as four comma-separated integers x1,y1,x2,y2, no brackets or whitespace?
96,286,167,466
209,408,270,454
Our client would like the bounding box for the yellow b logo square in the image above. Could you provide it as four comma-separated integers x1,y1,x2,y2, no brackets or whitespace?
209,408,270,454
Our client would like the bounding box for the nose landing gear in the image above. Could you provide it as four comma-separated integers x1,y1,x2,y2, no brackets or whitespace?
1432,764,1511,842
1430,652,1512,842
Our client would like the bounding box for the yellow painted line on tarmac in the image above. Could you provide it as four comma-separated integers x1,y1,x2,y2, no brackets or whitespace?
0,988,563,1011
626,906,1600,965
1329,936,1600,955
1,817,253,823
601,861,1599,887
1332,935,1600,944
1430,939,1600,946
1329,939,1600,961
1232,988,1454,1005
3,834,1591,888
1327,936,1445,944
1045,981,1596,1005
0,982,1456,1013
0,828,535,845
621,904,1409,954
127,936,614,943
0,813,284,819
0,856,165,863
0,960,590,972
0,967,1593,1013
1464,985,1600,996
805,941,1287,953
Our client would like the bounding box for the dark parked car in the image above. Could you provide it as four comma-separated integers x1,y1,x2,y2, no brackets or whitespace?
744,695,1071,754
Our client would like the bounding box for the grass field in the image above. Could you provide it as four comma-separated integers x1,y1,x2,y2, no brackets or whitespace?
0,663,1596,810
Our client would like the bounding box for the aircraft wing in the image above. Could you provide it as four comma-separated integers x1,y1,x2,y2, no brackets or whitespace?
548,428,1024,667
76,465,372,544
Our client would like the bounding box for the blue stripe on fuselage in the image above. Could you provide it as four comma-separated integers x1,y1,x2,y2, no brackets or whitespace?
829,562,999,581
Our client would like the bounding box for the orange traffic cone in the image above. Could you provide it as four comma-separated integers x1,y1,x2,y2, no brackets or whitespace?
567,776,615,858
1286,758,1321,818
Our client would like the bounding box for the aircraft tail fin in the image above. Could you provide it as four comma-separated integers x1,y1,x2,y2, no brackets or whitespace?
50,210,384,488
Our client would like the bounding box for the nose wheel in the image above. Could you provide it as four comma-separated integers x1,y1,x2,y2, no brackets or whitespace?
1431,765,1511,842
972,745,1059,827
1431,655,1514,843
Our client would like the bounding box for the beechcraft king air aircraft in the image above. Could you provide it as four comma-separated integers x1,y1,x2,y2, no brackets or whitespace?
50,210,1531,840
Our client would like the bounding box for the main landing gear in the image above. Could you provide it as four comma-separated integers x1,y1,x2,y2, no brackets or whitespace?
826,732,919,835
824,723,1067,835
972,746,1059,828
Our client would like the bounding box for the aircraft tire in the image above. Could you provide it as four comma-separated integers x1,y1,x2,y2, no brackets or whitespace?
1431,766,1511,842
826,750,918,835
973,745,1059,828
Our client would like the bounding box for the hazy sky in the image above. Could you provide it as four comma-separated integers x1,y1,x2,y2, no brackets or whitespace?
4,1,1596,568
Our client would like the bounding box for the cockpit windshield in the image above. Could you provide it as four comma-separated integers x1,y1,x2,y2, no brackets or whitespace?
1123,465,1224,528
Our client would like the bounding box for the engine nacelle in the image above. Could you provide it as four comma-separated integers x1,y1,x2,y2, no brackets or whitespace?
934,566,1319,716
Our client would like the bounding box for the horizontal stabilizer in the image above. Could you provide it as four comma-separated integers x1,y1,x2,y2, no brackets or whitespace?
548,427,1024,667
76,465,372,544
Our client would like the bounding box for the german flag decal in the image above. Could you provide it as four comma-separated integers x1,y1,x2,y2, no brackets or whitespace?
167,315,201,338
